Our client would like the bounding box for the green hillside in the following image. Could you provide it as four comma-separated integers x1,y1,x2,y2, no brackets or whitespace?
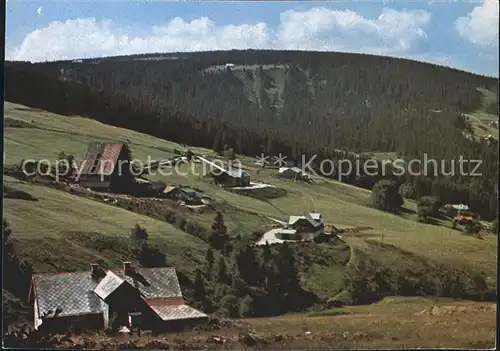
5,50,498,223
4,102,497,312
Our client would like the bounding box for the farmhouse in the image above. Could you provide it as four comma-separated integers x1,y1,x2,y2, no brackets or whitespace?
29,263,208,333
214,169,250,186
163,186,205,205
211,169,251,187
277,213,325,241
278,167,311,181
76,142,134,191
195,155,251,187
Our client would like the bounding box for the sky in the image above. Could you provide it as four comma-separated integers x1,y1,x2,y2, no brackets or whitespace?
4,1,499,77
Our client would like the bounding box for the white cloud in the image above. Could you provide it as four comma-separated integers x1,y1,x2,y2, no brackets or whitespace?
455,0,499,48
37,6,42,16
277,7,430,54
7,7,431,62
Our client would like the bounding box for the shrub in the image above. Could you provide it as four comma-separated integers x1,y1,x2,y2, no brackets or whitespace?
417,196,441,220
175,217,187,231
165,211,176,224
491,219,498,235
371,180,404,212
3,187,38,201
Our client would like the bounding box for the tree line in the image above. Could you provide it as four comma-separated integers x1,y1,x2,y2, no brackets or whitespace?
4,50,498,219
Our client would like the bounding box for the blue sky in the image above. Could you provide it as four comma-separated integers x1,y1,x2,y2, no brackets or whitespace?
5,1,499,77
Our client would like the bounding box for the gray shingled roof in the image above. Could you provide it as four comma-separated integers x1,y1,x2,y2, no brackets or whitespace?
32,267,183,318
32,272,106,317
93,271,125,300
114,267,183,299
148,304,208,321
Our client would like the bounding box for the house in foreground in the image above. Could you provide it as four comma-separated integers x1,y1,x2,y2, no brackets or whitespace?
29,263,208,333
277,213,325,241
76,142,134,191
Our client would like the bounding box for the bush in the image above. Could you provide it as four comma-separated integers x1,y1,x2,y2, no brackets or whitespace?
220,294,240,318
464,220,481,234
3,187,38,201
175,217,187,231
398,182,417,198
165,211,176,224
371,180,404,212
417,196,441,220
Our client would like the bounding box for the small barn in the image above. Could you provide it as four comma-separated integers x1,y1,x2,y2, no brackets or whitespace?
277,213,324,241
76,142,134,192
163,186,204,205
212,169,251,187
278,167,311,181
29,263,208,333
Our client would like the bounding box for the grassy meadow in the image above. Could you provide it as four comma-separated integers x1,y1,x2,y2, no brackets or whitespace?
3,101,497,296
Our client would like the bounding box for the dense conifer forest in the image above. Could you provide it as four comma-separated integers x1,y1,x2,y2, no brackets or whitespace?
4,50,499,219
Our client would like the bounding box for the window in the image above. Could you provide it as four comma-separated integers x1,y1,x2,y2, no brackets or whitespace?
90,153,101,174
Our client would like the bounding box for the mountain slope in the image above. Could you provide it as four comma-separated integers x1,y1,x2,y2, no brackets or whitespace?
4,102,497,303
4,50,499,222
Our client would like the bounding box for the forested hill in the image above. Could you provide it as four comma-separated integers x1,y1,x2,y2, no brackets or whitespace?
4,50,499,219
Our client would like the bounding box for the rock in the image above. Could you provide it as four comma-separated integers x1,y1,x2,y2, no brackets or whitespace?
207,335,226,344
239,331,260,346
274,334,285,342
117,341,138,349
327,299,345,308
144,340,170,349
352,331,368,339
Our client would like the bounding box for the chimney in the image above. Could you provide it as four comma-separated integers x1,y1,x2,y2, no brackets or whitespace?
123,261,133,275
90,263,104,280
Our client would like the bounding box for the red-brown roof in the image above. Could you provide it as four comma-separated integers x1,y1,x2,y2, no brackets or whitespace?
78,142,125,177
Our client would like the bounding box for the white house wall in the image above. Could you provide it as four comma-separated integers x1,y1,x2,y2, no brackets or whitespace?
34,299,43,330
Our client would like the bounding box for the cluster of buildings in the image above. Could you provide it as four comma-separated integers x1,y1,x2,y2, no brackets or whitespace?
277,213,325,240
29,263,208,333
75,142,253,193
257,212,327,246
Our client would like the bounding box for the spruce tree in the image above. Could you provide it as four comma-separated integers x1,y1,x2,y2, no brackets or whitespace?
210,212,228,250
194,269,206,304
217,257,229,285
205,248,215,276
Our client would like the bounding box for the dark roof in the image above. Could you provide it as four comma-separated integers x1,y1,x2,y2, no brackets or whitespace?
32,267,183,318
78,142,125,177
32,271,106,318
180,188,203,198
288,213,323,228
